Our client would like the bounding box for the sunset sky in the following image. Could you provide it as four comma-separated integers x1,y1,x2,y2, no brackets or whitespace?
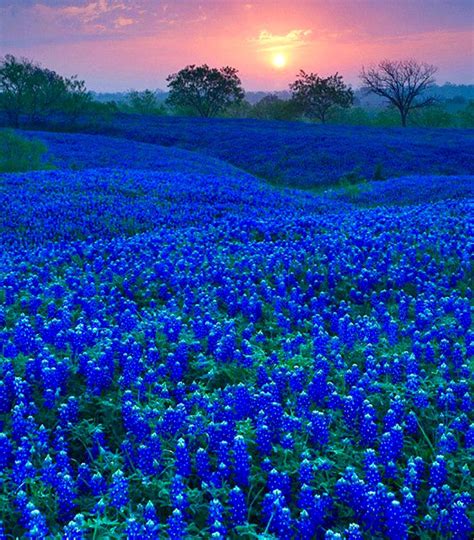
0,0,473,91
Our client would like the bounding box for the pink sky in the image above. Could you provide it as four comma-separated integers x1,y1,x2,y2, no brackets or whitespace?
0,1,473,91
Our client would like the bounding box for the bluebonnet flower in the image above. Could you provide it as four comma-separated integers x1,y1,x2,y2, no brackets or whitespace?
256,423,272,456
170,475,188,512
124,517,143,539
0,381,12,414
448,501,472,539
310,411,329,447
430,455,448,489
109,470,129,510
298,458,314,486
385,500,407,540
379,425,403,464
208,499,227,537
296,509,312,540
143,500,158,524
137,443,156,476
167,509,187,540
360,413,377,447
363,488,385,534
57,473,77,522
262,490,293,538
62,515,86,539
267,468,291,501
345,523,363,539
14,315,36,354
25,509,49,539
233,383,251,420
229,486,247,526
89,472,107,496
0,433,12,471
15,490,30,528
365,463,381,488
466,423,474,448
195,447,211,483
343,395,359,426
233,435,251,487
324,531,343,539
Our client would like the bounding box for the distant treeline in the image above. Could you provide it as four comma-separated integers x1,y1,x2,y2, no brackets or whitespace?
1,54,473,129
70,89,474,129
93,84,474,106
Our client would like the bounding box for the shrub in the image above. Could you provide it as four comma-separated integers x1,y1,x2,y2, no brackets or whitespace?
373,162,386,181
0,130,53,172
339,165,366,186
457,100,474,128
338,166,369,200
410,105,453,128
127,90,167,116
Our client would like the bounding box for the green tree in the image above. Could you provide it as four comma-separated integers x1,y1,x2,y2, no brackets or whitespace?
166,64,244,118
62,77,92,122
221,99,253,118
0,54,90,126
252,94,300,121
457,100,474,128
27,65,69,124
127,89,164,115
329,106,371,126
410,105,453,128
0,54,35,126
289,71,353,123
360,59,437,127
373,107,400,127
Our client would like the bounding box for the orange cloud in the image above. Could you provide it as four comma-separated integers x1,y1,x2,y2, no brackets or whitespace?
252,29,312,52
30,0,131,34
114,16,135,28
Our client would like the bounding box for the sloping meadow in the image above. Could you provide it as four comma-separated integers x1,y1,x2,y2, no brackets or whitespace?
64,116,474,188
328,175,474,206
0,163,472,538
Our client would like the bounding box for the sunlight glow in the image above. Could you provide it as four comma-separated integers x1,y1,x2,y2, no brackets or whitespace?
271,52,287,69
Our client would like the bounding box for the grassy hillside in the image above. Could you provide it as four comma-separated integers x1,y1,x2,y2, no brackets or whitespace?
21,130,255,179
59,115,474,187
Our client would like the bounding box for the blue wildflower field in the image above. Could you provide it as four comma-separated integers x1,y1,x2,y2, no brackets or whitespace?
0,127,472,539
72,116,474,187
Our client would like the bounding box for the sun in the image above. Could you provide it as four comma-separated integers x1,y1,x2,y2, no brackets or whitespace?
272,53,287,69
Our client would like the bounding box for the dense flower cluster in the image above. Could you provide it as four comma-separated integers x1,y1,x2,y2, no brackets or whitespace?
0,168,345,251
0,154,472,538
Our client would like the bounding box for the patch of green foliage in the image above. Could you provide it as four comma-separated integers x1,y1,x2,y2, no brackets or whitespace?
0,130,54,173
373,162,386,181
338,166,371,199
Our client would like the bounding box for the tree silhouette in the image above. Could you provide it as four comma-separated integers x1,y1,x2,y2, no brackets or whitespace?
127,89,163,115
0,54,90,126
166,64,244,118
360,59,437,127
289,71,353,123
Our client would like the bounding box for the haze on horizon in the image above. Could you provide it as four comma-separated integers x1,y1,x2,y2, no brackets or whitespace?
0,0,473,92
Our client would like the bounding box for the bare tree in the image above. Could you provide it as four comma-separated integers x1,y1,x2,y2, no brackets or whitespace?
360,59,437,127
